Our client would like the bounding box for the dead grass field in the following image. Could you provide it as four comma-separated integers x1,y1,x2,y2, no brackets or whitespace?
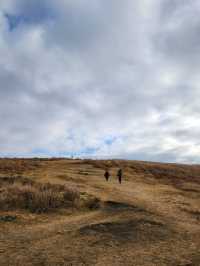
0,158,199,266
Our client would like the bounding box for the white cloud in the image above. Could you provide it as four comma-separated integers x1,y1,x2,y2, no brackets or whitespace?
0,0,200,163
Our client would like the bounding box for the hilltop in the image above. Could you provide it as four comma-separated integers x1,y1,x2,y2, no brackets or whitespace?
0,158,199,265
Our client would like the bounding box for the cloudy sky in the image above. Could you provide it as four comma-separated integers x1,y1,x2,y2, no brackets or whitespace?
0,0,200,163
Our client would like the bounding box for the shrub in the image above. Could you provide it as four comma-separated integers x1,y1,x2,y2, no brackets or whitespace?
63,188,80,205
0,182,82,213
0,179,100,213
0,184,64,213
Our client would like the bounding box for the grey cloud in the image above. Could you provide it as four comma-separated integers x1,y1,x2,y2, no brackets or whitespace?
0,0,200,162
155,0,200,67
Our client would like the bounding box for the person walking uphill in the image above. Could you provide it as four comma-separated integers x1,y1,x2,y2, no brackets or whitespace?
117,169,122,184
104,170,110,181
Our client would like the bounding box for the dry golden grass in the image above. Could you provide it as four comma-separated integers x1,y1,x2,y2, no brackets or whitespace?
0,183,63,213
0,177,98,213
0,158,199,266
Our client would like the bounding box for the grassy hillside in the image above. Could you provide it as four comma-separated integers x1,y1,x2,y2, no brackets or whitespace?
0,158,199,265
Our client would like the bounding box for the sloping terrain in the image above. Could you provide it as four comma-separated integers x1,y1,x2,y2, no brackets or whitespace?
0,158,200,266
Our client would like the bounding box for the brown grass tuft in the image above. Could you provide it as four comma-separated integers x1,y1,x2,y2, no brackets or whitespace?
79,193,101,210
0,183,64,213
0,178,99,213
0,183,79,213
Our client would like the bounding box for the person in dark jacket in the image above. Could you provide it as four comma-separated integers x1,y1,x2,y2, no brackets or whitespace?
117,168,122,184
104,170,110,181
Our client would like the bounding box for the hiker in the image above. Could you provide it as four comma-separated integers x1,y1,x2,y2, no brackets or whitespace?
117,168,122,184
104,170,110,181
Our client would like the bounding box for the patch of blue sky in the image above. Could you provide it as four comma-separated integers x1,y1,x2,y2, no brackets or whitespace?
104,136,118,146
4,14,23,31
4,7,55,31
31,147,99,158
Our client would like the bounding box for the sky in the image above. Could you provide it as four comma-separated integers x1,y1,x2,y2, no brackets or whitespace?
0,0,200,163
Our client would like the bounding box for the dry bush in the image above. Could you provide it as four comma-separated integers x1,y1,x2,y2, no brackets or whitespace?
63,188,80,204
0,181,83,213
0,184,64,213
0,175,100,213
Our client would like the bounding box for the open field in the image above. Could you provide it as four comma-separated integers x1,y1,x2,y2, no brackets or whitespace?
0,158,200,266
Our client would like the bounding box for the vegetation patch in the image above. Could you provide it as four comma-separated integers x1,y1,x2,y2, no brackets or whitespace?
0,215,17,222
78,192,101,210
0,178,100,213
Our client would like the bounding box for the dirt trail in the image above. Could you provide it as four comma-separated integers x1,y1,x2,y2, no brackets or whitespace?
0,159,200,265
